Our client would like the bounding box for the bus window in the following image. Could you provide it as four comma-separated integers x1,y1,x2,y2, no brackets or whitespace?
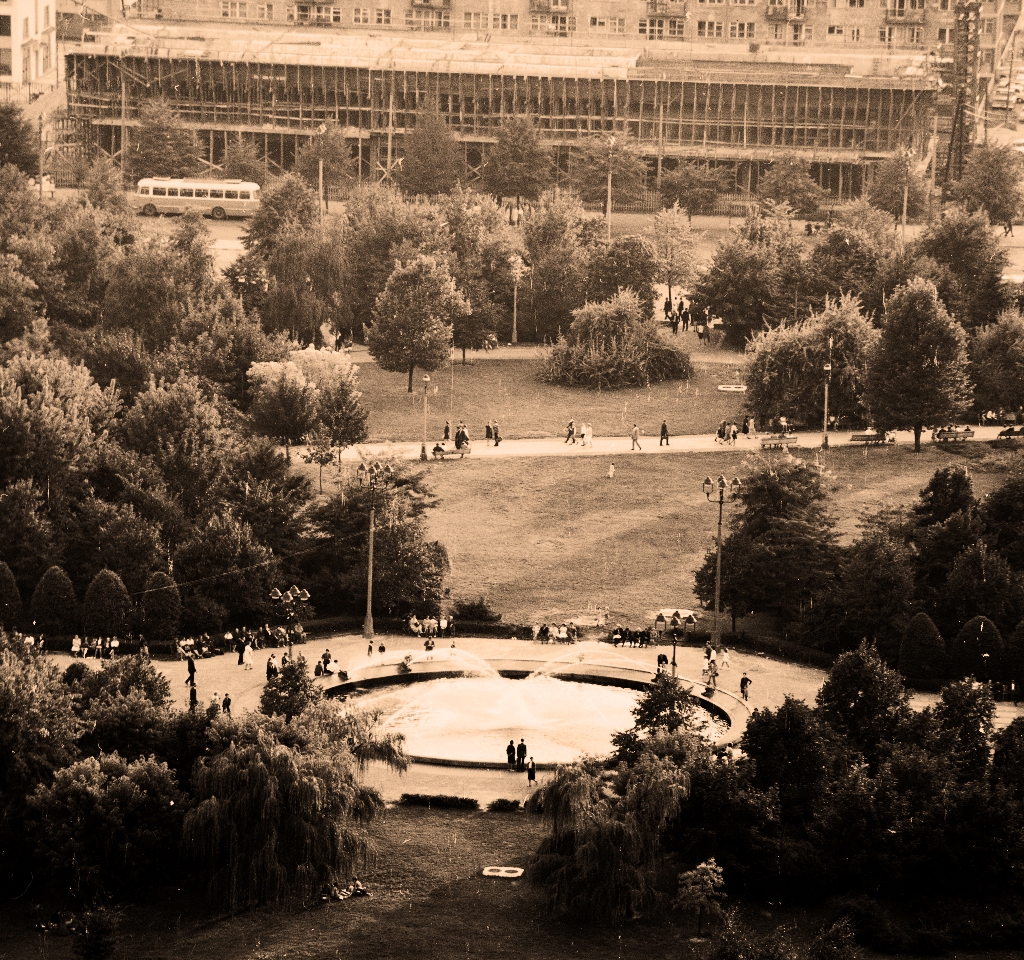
180,188,194,198
225,190,239,200
210,189,224,199
195,188,209,198
138,186,150,195
239,191,250,200
153,187,167,196
167,188,179,197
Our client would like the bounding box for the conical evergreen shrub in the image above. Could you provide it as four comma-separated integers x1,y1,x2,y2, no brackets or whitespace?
82,570,131,638
897,612,945,686
0,561,23,631
30,566,77,635
948,615,1003,681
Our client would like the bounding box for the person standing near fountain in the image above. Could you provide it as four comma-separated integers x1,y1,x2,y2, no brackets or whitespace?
527,758,536,786
506,740,516,771
516,739,527,772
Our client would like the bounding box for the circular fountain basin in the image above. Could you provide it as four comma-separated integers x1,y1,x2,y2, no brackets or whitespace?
330,644,739,767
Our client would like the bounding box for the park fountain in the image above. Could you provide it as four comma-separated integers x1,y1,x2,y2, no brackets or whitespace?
334,642,735,766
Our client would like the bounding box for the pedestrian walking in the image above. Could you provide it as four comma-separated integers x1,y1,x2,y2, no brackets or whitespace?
506,739,516,771
663,296,672,319
631,424,642,451
486,421,493,445
242,641,253,670
222,693,232,716
443,420,450,441
189,685,198,712
608,463,615,479
565,419,576,444
527,757,537,786
493,421,501,447
185,654,196,687
720,645,731,669
378,642,386,655
266,654,279,682
660,420,670,446
516,738,528,772
740,672,752,701
367,642,373,657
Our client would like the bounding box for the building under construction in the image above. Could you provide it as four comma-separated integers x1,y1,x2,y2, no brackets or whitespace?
63,19,946,195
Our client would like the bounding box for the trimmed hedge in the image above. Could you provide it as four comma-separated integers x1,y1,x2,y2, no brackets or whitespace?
398,794,480,810
487,798,521,813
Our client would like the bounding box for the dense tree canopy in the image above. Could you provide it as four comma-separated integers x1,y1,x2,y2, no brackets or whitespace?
481,116,551,201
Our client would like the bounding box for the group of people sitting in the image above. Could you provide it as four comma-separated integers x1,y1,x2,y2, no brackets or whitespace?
434,422,474,459
533,622,578,643
610,626,653,648
409,614,455,638
313,648,345,678
322,879,371,902
70,635,124,658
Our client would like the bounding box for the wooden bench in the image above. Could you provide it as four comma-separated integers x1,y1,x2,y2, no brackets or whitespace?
932,428,974,443
850,431,895,445
760,435,796,451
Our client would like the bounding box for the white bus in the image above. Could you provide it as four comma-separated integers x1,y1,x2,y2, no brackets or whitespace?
135,178,262,220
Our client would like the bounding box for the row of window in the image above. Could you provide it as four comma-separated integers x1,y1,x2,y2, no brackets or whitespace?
1,6,52,39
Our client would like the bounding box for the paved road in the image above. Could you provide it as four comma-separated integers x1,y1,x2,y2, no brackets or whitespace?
340,426,1010,462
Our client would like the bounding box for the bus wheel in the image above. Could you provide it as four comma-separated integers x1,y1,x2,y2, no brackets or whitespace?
211,207,226,220
143,204,157,217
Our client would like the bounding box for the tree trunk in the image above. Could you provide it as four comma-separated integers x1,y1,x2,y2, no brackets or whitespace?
914,422,922,452
462,346,467,364
407,364,414,393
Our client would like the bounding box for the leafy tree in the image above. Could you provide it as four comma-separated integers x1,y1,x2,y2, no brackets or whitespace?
242,173,320,257
0,636,83,893
981,467,1024,571
0,481,59,597
942,544,1024,637
867,154,929,221
139,572,180,643
247,360,319,457
673,859,727,936
543,289,691,389
70,908,119,960
481,116,551,201
293,125,357,206
568,136,648,210
661,162,730,216
396,105,463,195
81,156,131,215
914,466,977,528
815,642,911,767
0,106,37,175
0,561,22,631
744,295,878,428
914,207,1007,330
30,565,78,635
172,513,275,632
911,509,986,625
28,752,183,903
123,100,198,181
991,716,1024,799
368,254,465,392
0,253,40,344
758,155,825,217
694,461,839,622
222,137,267,185
522,191,600,341
971,309,1024,415
948,144,1024,229
897,613,946,685
863,278,972,451
82,569,131,639
648,203,699,304
933,678,995,779
302,424,336,494
631,672,700,736
588,234,659,317
183,728,385,911
259,655,323,722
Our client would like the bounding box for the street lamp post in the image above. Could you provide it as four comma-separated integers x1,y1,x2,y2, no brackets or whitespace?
420,374,430,462
606,135,616,242
509,255,527,346
703,475,742,649
357,461,393,640
822,336,833,450
269,584,310,660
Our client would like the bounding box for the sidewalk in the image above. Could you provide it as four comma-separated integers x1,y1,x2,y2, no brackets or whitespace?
339,426,1010,462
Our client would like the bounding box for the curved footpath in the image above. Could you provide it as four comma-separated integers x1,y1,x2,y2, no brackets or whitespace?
340,426,1011,462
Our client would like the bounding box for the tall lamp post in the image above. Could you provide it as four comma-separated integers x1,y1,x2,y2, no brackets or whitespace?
606,135,616,241
269,584,310,660
509,254,527,346
703,475,742,649
420,374,430,462
357,460,393,640
822,336,833,450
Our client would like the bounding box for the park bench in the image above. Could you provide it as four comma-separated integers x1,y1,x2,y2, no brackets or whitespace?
849,431,896,445
932,427,974,443
760,434,796,451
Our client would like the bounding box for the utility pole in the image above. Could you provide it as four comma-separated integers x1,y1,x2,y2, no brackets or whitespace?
606,136,615,242
38,115,44,200
120,58,128,188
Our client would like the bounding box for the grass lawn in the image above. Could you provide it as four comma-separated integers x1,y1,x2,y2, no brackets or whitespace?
353,343,749,443
415,443,1021,625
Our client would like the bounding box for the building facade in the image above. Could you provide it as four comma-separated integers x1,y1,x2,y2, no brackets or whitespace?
1,0,59,96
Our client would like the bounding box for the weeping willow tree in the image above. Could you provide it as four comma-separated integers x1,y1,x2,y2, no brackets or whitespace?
529,754,687,922
184,703,403,912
